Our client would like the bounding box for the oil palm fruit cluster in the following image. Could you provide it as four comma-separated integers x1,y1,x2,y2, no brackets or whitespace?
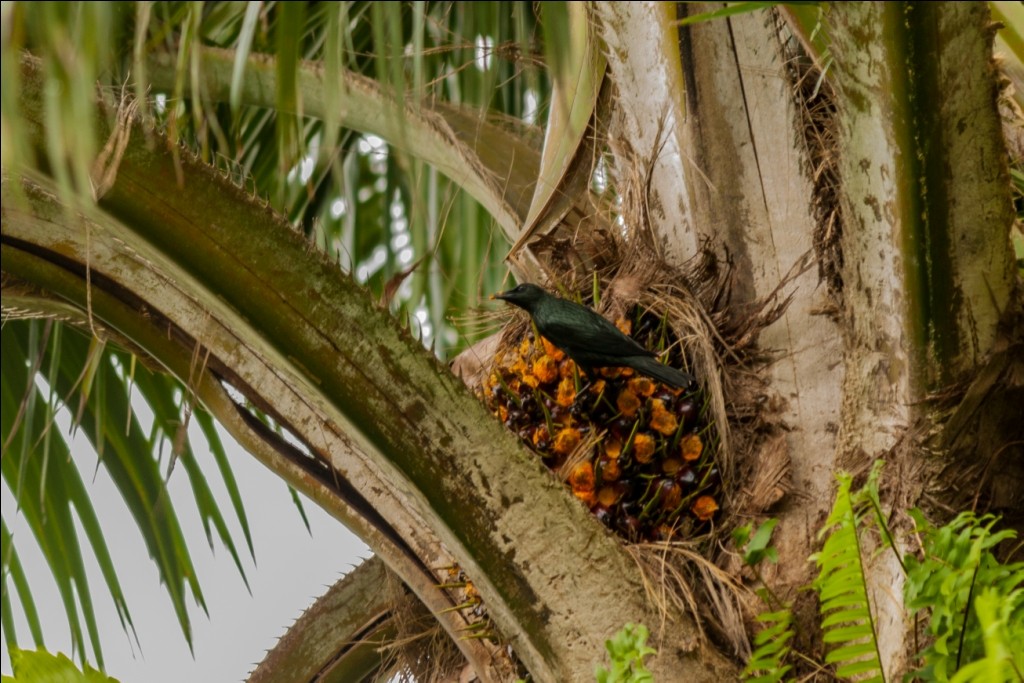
484,311,720,542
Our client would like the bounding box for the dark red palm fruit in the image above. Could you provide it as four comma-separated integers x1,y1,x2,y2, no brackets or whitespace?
610,416,634,438
617,514,643,542
676,396,697,426
675,466,697,487
652,388,676,406
593,505,615,527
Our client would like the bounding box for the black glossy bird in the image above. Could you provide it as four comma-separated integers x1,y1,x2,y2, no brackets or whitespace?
493,283,696,391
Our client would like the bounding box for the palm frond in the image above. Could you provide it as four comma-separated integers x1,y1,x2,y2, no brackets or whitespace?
2,323,129,668
1,320,253,664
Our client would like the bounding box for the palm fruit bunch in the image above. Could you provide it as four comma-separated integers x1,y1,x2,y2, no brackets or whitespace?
484,309,720,542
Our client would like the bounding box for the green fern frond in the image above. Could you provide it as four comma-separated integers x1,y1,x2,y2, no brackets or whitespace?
948,588,1024,683
811,469,885,683
905,510,1024,681
4,646,121,683
595,623,657,683
742,605,795,683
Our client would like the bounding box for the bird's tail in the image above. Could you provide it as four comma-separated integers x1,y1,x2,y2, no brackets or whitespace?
630,356,697,391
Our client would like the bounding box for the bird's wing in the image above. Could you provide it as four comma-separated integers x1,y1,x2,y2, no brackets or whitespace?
537,300,653,358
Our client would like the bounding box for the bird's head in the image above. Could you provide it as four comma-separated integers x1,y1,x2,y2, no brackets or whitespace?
491,282,546,312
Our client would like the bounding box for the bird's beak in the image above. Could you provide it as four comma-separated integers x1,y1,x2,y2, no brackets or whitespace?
491,290,510,301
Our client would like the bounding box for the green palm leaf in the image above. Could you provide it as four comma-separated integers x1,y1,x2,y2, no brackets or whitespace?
1,318,254,663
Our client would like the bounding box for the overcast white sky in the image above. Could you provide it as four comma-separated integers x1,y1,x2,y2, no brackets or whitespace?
1,403,370,682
